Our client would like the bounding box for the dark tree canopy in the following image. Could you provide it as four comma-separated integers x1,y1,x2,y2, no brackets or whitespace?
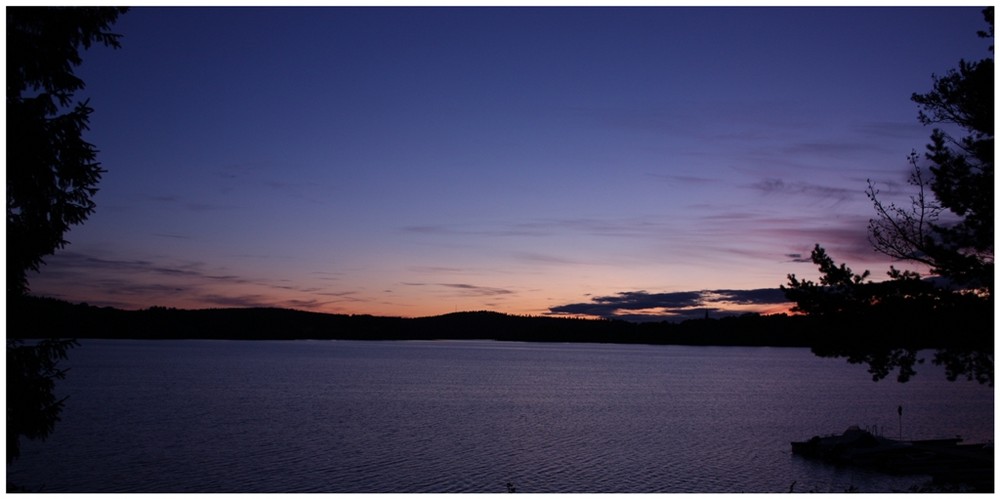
6,7,127,474
784,8,993,384
784,245,992,384
868,7,994,295
7,7,128,296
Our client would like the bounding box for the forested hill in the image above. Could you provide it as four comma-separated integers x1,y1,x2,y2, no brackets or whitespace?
10,295,821,347
8,295,980,351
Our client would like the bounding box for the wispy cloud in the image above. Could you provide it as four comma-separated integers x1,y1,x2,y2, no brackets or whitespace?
439,283,515,297
750,217,883,266
29,250,351,312
510,251,587,266
149,195,180,203
780,139,891,159
785,253,811,263
402,217,674,241
152,232,195,240
408,265,483,275
402,209,890,279
401,224,549,238
853,120,926,141
748,177,860,203
147,193,238,212
646,173,721,185
401,281,516,298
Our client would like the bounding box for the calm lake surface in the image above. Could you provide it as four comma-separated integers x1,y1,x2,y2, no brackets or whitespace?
7,339,994,493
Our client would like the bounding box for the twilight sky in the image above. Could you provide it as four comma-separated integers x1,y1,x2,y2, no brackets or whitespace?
26,5,991,321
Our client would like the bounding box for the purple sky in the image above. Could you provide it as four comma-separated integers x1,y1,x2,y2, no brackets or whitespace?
26,6,990,321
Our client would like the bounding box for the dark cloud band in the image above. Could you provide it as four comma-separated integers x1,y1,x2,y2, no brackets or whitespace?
548,288,790,322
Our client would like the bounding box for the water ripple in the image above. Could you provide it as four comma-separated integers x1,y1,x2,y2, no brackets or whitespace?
7,340,991,493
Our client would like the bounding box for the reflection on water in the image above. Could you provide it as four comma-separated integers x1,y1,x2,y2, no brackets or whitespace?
7,340,994,492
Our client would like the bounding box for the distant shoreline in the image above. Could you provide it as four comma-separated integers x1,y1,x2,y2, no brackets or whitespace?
12,295,815,347
10,295,984,356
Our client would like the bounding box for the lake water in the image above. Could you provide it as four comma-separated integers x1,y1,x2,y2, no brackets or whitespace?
6,339,994,493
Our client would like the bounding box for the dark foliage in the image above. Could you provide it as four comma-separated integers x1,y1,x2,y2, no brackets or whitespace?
6,8,126,478
6,337,78,465
7,7,127,296
784,246,992,384
784,9,993,384
868,7,993,295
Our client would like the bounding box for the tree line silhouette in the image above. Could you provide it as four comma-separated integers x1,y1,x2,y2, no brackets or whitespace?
12,294,987,356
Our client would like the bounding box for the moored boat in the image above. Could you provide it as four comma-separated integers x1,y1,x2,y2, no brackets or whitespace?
792,426,993,491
